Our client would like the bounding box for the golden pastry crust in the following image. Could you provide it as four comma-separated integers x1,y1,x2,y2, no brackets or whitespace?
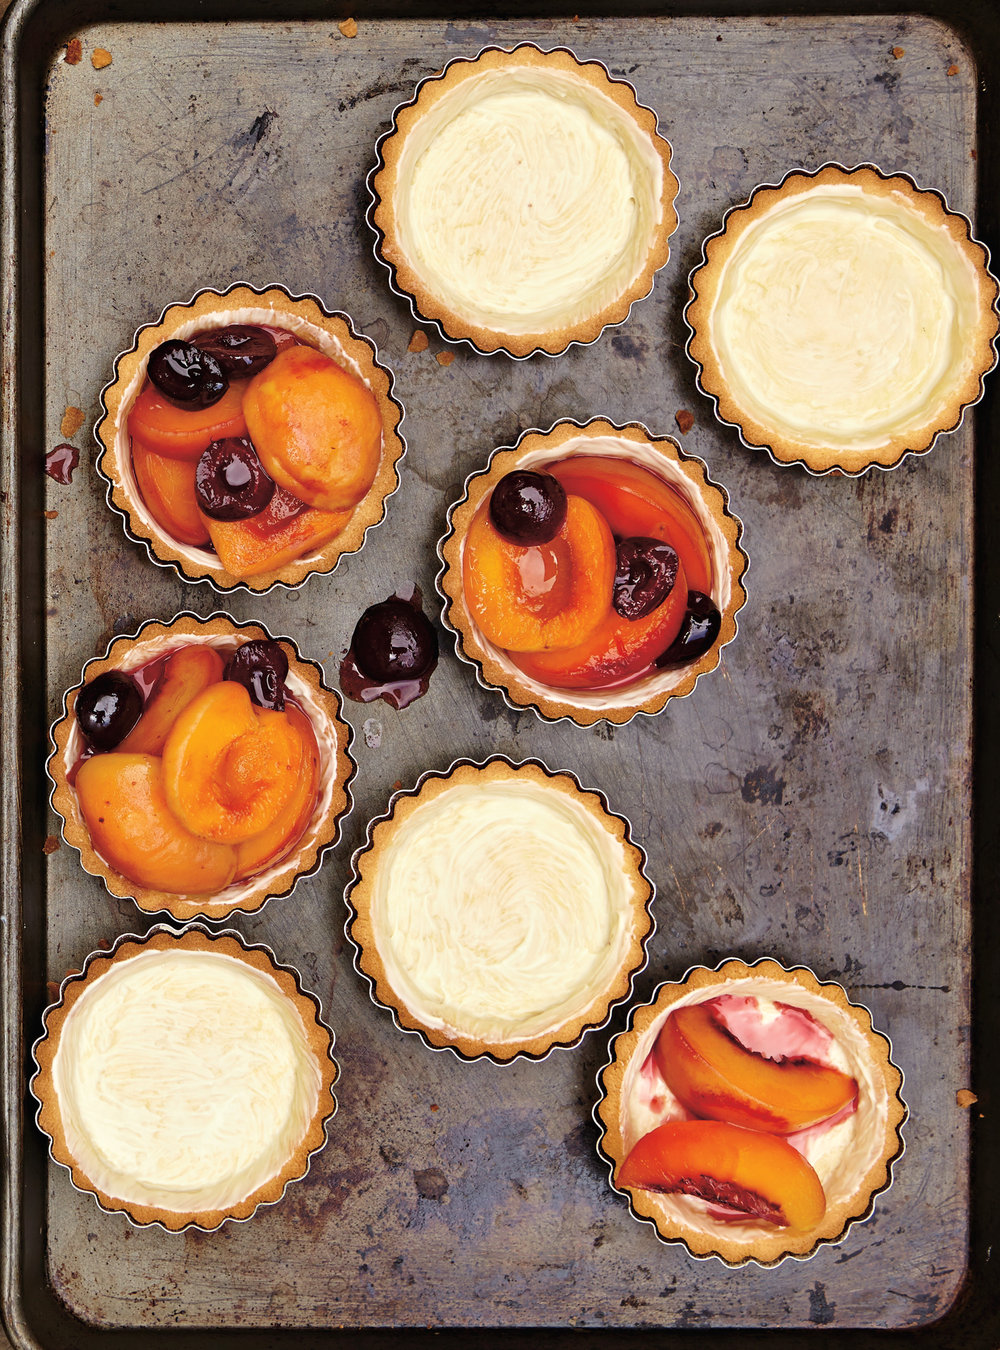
436,418,747,726
595,958,907,1266
370,44,678,358
686,164,999,475
95,282,406,590
347,758,654,1062
31,926,338,1232
48,612,354,921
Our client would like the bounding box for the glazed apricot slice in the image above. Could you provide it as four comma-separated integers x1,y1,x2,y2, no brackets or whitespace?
233,704,320,880
161,682,305,844
617,1119,826,1231
127,379,249,461
511,555,688,688
132,437,211,547
117,645,225,756
75,753,237,895
463,494,616,652
203,487,353,578
550,456,714,595
242,346,382,512
654,1003,858,1134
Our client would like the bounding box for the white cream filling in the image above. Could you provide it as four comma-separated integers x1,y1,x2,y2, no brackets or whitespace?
711,187,984,450
370,779,637,1043
619,977,892,1245
52,949,322,1214
392,68,665,335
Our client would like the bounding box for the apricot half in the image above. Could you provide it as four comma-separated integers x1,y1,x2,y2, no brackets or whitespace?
127,380,249,461
233,704,320,880
75,753,237,895
132,437,211,547
118,645,224,756
203,487,352,578
463,494,616,652
242,345,382,512
162,682,305,844
617,1119,826,1231
654,1003,858,1134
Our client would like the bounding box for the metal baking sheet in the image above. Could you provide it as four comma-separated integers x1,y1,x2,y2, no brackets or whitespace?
2,1,999,1345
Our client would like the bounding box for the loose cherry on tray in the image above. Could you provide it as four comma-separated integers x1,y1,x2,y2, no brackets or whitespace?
192,325,278,378
147,340,228,409
75,670,144,751
195,437,276,521
488,469,568,545
352,599,438,683
223,639,289,711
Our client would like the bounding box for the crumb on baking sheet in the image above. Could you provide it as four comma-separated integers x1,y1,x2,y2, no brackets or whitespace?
44,510,59,520
95,93,103,106
956,1088,978,1108
42,836,61,855
436,351,455,367
892,46,905,59
60,405,85,438
92,47,112,69
338,17,358,37
675,409,695,434
408,330,429,354
947,64,959,76
64,38,82,64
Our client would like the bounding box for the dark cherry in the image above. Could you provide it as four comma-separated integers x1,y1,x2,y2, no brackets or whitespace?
352,600,438,683
223,640,289,711
488,470,567,545
75,670,143,751
193,325,278,378
147,339,228,408
195,437,275,521
656,591,722,666
613,537,680,621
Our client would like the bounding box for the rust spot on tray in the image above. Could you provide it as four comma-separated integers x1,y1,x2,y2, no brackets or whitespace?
741,765,785,805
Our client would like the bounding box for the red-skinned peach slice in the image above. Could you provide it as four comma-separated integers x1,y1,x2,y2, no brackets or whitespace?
242,345,382,511
127,380,249,461
75,753,237,895
202,486,352,578
232,704,320,880
131,437,211,546
117,645,225,756
463,494,616,652
617,1119,826,1231
510,556,688,688
550,456,714,595
161,682,305,844
654,1004,858,1134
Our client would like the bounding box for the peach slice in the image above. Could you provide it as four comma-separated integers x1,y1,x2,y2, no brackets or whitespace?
162,682,305,844
463,494,616,652
132,437,211,547
242,345,382,512
233,704,320,880
550,456,714,595
510,555,688,689
654,1003,858,1134
127,380,249,461
117,645,225,756
203,487,352,578
75,753,237,895
617,1119,826,1231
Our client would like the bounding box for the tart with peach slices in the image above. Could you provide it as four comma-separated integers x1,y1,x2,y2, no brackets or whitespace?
595,959,906,1265
96,284,405,591
48,614,354,921
437,419,747,725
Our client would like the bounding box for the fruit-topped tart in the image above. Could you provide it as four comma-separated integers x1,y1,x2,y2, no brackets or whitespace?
95,283,406,591
437,418,748,725
595,958,906,1265
48,613,355,921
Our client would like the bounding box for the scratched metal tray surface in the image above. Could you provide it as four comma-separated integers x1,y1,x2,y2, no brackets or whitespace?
3,1,1000,1347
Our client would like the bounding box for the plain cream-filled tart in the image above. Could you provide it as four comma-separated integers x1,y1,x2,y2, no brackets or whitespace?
369,45,678,357
346,758,654,1061
31,927,338,1231
686,164,999,474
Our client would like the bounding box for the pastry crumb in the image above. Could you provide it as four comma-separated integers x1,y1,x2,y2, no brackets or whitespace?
44,509,59,520
892,46,905,59
95,93,103,106
675,409,695,434
956,1088,978,1108
60,405,85,438
64,38,82,64
42,835,61,855
408,329,429,353
436,351,455,367
46,981,59,1001
947,64,959,76
92,47,112,69
338,17,358,37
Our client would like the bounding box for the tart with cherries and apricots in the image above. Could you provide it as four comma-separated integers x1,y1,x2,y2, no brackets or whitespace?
595,958,906,1266
48,614,355,921
95,284,406,592
437,418,748,725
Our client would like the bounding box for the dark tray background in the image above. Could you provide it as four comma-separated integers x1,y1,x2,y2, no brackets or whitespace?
3,0,1000,1346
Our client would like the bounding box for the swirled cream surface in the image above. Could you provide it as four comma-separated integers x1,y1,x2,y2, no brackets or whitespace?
713,188,981,450
371,780,636,1042
52,950,322,1213
620,978,892,1244
393,69,665,335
